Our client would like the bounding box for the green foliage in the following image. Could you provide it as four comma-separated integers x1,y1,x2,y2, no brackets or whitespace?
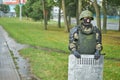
23,0,43,20
67,1,76,17
0,4,10,13
30,2,43,21
107,0,120,6
107,0,120,16
65,0,95,17
15,5,27,17
15,0,55,21
15,5,19,17
107,5,117,16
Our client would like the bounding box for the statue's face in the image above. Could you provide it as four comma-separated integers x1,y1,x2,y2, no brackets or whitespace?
82,17,92,25
80,18,93,34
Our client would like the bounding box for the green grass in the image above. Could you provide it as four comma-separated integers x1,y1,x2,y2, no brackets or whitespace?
0,17,120,80
0,18,69,52
20,48,68,80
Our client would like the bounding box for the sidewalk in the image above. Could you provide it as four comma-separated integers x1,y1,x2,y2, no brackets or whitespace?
0,26,20,80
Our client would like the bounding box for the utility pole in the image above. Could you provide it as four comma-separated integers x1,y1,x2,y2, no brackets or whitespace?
19,4,22,20
19,0,24,20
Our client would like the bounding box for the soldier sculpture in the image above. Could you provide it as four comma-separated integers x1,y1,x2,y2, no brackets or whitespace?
69,10,102,59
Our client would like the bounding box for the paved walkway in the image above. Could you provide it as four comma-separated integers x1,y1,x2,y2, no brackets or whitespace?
0,27,20,80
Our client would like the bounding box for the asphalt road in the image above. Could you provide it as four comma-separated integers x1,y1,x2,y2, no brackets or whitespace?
0,26,20,80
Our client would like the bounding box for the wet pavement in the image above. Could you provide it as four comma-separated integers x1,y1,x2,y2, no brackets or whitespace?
0,26,33,80
0,26,20,80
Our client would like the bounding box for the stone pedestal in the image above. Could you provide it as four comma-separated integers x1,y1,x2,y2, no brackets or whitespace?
68,54,104,80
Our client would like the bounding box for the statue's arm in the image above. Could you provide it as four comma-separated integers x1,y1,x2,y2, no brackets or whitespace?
68,27,78,51
96,27,103,51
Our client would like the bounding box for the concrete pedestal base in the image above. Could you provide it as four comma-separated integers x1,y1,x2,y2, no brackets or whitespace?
68,54,104,80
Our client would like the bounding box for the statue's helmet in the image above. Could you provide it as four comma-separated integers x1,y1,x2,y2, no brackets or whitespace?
79,10,94,20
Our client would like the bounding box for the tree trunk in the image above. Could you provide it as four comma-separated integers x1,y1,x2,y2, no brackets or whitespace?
58,7,61,28
117,7,120,31
62,0,70,32
118,11,120,31
42,0,47,30
118,9,120,31
93,0,101,30
68,15,71,26
58,1,61,28
102,0,107,33
76,0,82,25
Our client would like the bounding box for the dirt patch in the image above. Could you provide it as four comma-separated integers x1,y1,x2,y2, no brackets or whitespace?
108,36,120,40
105,57,120,62
31,46,68,54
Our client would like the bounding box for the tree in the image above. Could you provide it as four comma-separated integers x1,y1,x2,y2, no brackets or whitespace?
54,0,62,28
58,1,62,28
16,0,55,30
92,0,101,30
107,0,119,6
0,4,10,13
42,0,47,30
21,0,43,21
42,0,55,30
76,0,82,25
102,0,107,33
62,0,70,32
118,7,120,31
18,0,53,21
58,0,62,28
15,5,27,17
55,0,77,29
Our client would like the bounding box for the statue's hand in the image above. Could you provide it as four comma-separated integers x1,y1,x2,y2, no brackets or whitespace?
73,50,81,58
94,50,101,60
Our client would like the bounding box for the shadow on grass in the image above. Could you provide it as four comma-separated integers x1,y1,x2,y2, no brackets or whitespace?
105,57,120,61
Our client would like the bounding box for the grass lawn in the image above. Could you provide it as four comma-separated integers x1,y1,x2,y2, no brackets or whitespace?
0,17,120,80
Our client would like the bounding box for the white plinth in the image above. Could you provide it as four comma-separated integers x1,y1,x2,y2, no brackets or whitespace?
68,54,104,80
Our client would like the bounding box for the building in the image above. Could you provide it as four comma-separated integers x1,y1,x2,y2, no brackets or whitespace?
2,0,26,17
52,6,63,22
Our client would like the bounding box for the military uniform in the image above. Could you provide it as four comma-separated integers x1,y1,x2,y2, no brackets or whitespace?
69,10,102,59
